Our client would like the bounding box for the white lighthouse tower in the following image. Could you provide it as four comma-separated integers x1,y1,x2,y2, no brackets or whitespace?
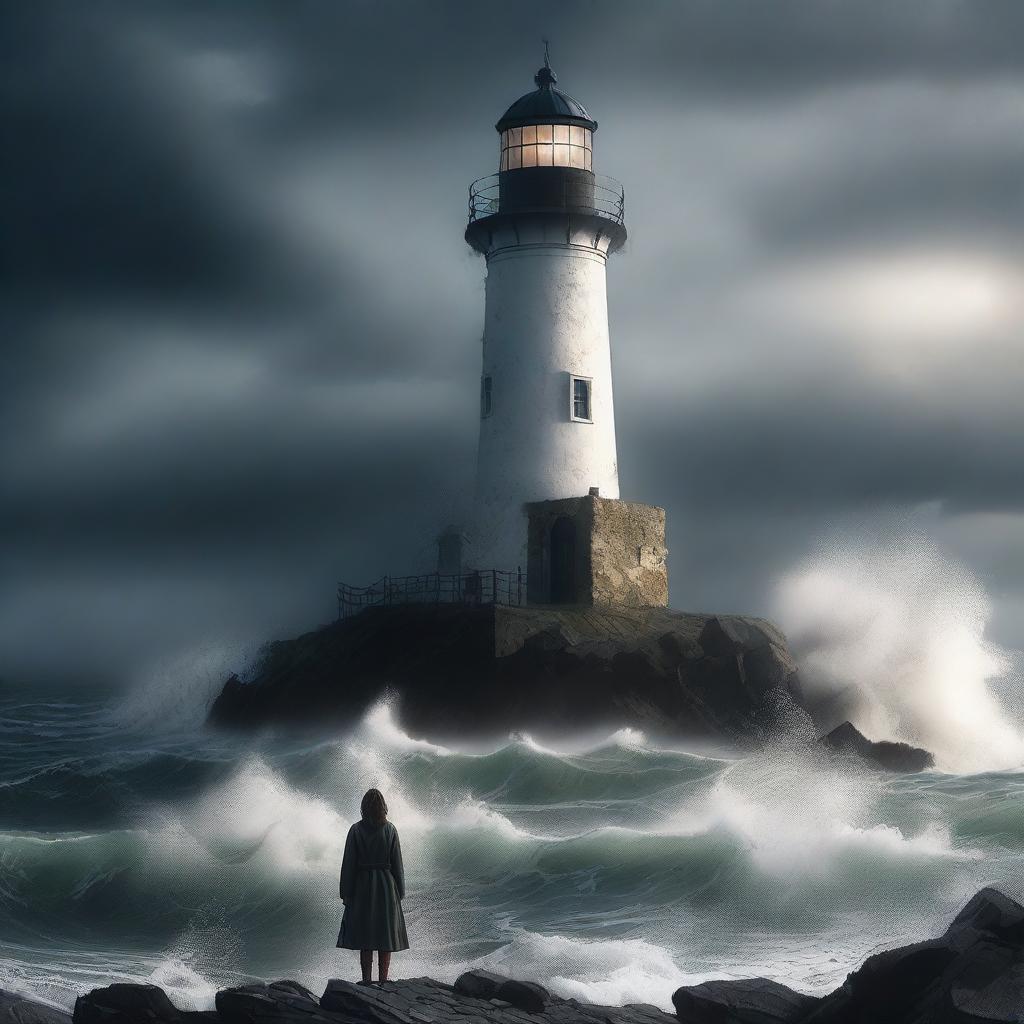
465,58,627,572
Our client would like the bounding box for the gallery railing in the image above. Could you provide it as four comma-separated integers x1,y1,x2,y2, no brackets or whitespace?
467,172,625,227
337,569,526,620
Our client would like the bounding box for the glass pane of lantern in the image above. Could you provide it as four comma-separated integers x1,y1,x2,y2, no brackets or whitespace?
500,149,508,170
522,125,537,144
584,149,592,170
535,143,553,165
569,145,584,168
536,124,553,143
553,124,570,144
521,145,538,167
583,129,592,150
552,144,570,166
508,146,522,168
510,127,522,146
570,125,584,146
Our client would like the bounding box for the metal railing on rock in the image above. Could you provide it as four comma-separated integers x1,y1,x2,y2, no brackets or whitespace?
337,569,526,620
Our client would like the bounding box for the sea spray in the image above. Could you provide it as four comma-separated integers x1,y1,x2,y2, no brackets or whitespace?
774,532,1024,773
2,688,1022,1013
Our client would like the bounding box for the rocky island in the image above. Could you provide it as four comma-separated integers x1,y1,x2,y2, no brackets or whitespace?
208,604,803,741
4,887,1021,1024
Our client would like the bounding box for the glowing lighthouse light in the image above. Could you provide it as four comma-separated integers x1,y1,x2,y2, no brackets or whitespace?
465,56,627,572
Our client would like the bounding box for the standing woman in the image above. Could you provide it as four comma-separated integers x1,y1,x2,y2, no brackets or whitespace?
337,788,409,984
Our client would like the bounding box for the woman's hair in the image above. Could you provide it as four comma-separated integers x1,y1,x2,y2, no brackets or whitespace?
360,788,388,825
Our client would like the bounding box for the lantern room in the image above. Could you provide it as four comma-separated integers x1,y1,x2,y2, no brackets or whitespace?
496,64,596,171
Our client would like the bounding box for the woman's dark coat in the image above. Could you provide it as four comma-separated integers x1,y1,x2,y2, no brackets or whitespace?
336,819,409,951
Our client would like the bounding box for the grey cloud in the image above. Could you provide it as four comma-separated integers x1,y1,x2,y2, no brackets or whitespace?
4,0,1024,683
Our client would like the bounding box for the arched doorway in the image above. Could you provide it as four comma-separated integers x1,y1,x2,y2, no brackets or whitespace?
550,516,577,604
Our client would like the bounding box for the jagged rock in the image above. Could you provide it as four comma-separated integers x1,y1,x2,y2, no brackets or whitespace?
0,990,72,1024
671,977,819,1023
801,886,1024,1023
453,970,509,1000
950,886,1024,939
209,604,803,740
74,984,188,1024
215,981,328,1024
819,721,935,773
495,979,549,1012
322,978,469,1023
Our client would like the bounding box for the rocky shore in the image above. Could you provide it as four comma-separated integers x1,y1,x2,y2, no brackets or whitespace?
208,604,803,741
4,887,1020,1024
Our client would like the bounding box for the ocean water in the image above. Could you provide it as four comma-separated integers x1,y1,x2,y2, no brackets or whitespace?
2,682,1023,1015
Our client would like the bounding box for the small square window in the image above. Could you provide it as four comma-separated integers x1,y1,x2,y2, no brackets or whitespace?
569,125,584,147
570,375,592,422
481,375,493,418
553,124,570,144
522,125,537,145
536,124,553,143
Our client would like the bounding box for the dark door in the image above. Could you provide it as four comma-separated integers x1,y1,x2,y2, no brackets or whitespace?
550,516,577,604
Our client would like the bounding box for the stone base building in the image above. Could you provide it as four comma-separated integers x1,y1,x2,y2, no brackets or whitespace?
524,493,667,607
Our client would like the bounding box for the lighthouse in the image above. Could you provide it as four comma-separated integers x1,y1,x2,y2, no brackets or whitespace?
465,57,628,572
460,57,667,608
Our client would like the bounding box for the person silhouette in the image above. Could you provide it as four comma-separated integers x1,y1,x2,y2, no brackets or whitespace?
337,788,409,984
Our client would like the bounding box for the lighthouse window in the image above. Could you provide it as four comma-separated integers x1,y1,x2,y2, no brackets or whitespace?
570,375,593,422
500,126,592,172
481,375,493,418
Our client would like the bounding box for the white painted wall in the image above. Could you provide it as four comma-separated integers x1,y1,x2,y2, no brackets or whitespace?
470,215,620,570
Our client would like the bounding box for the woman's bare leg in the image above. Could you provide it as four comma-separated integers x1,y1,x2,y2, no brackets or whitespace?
359,950,373,983
378,951,391,983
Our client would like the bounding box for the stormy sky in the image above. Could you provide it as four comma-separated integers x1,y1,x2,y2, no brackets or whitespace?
3,1,1024,688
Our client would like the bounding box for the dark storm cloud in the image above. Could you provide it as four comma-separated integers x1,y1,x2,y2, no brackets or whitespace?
3,0,1024,680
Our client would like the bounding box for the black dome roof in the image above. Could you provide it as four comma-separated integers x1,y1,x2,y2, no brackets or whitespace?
495,65,597,133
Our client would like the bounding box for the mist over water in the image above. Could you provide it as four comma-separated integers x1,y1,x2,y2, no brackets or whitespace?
3,685,1023,1014
774,534,1024,773
2,538,1023,1012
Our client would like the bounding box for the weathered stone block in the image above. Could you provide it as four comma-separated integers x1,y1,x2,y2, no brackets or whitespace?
525,494,667,608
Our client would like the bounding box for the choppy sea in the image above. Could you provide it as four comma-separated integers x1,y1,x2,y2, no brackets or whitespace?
2,679,1023,1014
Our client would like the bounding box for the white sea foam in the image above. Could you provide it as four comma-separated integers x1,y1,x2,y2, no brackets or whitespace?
775,533,1024,774
146,756,345,872
606,727,647,749
361,701,452,756
457,929,714,1010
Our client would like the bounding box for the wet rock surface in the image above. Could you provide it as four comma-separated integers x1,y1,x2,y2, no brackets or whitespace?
0,990,72,1024
208,604,803,741
800,886,1024,1023
819,721,935,773
672,977,820,1023
9,888,1020,1024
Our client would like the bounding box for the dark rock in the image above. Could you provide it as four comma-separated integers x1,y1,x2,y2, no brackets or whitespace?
671,977,818,1023
216,980,330,1024
453,971,509,1001
319,979,409,1024
0,990,72,1024
495,979,549,1013
73,984,183,1024
819,721,934,773
209,604,803,741
802,886,1024,1023
949,886,1024,940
